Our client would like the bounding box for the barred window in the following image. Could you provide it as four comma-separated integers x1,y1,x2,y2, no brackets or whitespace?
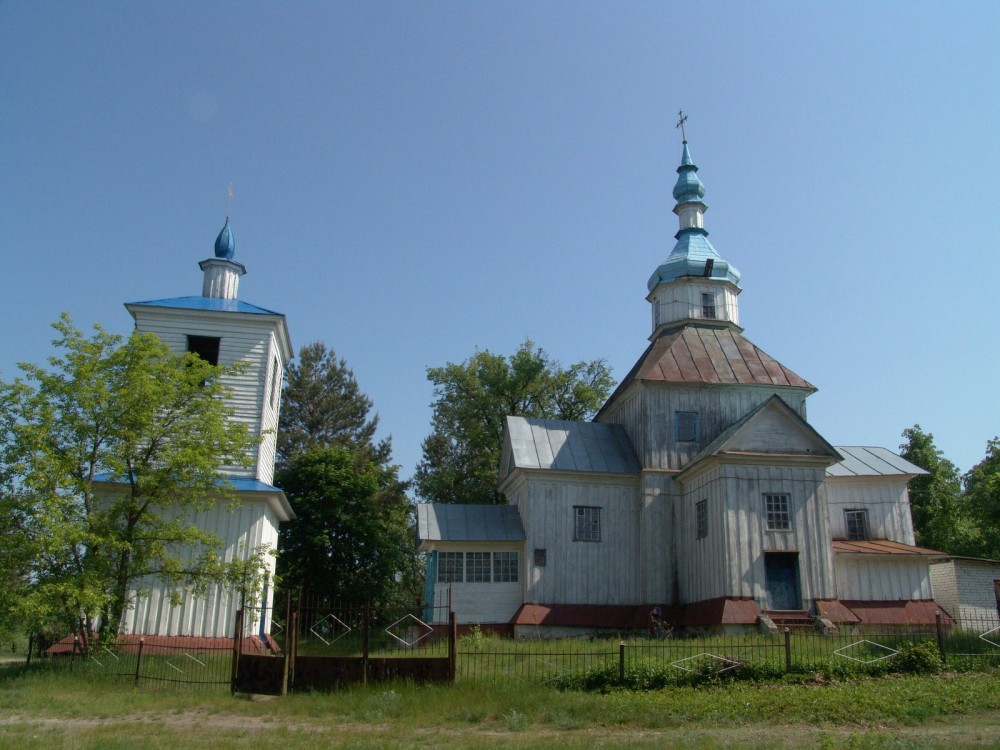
696,499,708,539
437,551,464,583
493,552,519,583
845,509,869,541
466,552,491,582
765,494,791,531
575,506,601,542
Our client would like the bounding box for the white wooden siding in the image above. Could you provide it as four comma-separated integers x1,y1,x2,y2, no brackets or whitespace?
826,477,916,545
637,472,675,604
518,475,641,605
119,494,280,638
836,555,932,601
650,279,740,331
677,463,836,607
424,542,525,624
132,308,284,482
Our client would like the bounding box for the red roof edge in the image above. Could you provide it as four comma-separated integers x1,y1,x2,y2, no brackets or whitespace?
45,633,275,655
838,600,954,626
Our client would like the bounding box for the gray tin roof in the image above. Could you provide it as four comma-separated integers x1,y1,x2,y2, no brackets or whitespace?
505,416,640,474
827,446,928,478
417,503,526,543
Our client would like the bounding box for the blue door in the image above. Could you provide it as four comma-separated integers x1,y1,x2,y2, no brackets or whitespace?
765,553,801,611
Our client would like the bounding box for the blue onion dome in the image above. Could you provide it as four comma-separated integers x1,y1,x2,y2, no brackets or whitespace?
672,143,706,204
214,218,235,259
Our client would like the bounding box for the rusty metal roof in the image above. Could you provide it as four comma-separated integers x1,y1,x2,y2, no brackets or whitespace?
599,327,814,417
832,539,943,556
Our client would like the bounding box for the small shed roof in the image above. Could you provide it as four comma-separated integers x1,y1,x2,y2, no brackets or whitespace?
504,416,640,474
826,446,928,478
417,503,525,543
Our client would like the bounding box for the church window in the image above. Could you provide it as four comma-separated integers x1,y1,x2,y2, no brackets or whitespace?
765,494,791,531
574,506,601,542
534,548,547,567
187,335,221,366
675,411,700,443
438,551,464,583
269,356,281,408
696,499,708,539
493,552,519,582
845,509,869,541
467,552,491,582
701,293,716,319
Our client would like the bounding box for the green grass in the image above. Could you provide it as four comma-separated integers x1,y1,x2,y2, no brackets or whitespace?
2,662,1000,748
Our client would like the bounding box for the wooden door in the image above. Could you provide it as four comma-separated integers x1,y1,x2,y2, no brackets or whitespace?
765,553,801,611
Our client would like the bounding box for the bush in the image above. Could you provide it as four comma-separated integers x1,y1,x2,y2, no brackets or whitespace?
892,639,943,675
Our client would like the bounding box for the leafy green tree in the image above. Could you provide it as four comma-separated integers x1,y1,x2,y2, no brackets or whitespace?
277,342,388,467
0,315,260,641
899,425,975,554
964,437,1000,559
415,340,614,504
275,447,416,605
274,342,419,606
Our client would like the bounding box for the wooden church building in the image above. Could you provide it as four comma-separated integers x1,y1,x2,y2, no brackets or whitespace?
418,138,947,634
100,220,294,641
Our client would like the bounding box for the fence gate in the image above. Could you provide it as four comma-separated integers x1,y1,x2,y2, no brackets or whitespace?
233,594,456,694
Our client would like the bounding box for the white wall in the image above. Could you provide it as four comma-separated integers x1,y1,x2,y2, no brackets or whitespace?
836,555,933,601
930,559,1000,626
826,477,917,545
425,542,525,625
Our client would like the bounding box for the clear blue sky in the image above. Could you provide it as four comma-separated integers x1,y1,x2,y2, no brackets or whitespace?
3,2,998,483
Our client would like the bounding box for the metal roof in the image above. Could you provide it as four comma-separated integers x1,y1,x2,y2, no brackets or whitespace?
126,296,282,315
832,539,942,556
505,416,640,474
417,503,525,543
826,446,928,478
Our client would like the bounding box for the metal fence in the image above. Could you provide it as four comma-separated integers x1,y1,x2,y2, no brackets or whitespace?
458,613,1000,685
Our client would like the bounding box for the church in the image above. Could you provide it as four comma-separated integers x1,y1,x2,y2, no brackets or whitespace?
100,219,294,641
418,136,948,634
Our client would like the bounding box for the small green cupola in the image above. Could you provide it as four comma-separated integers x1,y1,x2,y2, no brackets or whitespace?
646,127,743,340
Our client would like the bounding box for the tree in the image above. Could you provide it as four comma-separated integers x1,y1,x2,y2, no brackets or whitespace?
0,315,260,641
414,340,614,504
277,342,388,467
899,425,976,555
964,437,1000,559
275,447,417,605
274,342,419,606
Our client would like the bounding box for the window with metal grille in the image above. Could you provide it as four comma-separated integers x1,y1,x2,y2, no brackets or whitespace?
493,552,519,583
701,292,717,319
466,552,491,582
574,506,601,542
675,411,699,443
534,548,547,567
696,499,708,539
437,551,464,583
765,494,791,531
845,509,869,541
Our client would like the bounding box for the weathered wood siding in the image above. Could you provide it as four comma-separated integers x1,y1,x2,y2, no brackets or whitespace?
836,555,932,601
826,477,916,545
119,495,280,638
425,542,524,625
601,384,809,471
132,309,283,483
650,279,740,330
676,463,836,607
638,472,676,604
516,474,641,605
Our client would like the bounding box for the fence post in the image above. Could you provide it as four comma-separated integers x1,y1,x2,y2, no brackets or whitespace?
288,602,300,692
448,611,457,682
70,635,79,671
230,608,244,695
619,641,626,684
134,637,145,686
361,601,370,687
935,612,947,664
280,591,292,696
784,628,792,673
26,633,33,667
